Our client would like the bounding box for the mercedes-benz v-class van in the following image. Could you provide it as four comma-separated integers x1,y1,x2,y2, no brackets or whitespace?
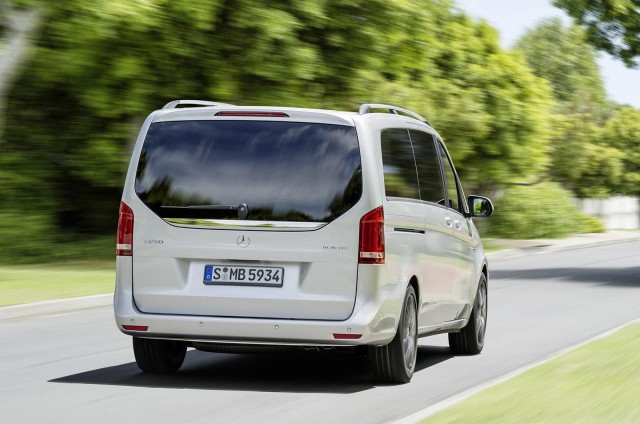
114,100,493,383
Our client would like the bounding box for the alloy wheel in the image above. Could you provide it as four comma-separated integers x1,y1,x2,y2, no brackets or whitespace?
402,293,417,373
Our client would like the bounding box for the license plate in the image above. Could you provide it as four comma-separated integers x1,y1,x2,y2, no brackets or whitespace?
203,265,284,287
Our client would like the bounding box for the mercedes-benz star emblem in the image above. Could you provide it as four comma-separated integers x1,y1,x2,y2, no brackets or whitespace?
237,235,250,248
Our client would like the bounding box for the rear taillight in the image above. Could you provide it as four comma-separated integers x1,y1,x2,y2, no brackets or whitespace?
116,201,134,256
359,206,385,264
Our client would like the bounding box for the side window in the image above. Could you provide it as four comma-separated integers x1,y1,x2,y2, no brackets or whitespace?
408,130,445,204
437,141,461,212
380,129,420,200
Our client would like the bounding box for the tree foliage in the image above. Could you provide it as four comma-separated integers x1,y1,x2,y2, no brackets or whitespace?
1,0,554,253
549,113,625,198
515,20,629,199
353,12,554,190
605,106,640,195
554,0,640,68
515,19,609,116
13,0,640,255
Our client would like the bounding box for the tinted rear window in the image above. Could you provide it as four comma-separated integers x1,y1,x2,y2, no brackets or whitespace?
135,120,362,222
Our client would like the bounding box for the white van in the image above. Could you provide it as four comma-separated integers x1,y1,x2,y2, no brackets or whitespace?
114,101,493,383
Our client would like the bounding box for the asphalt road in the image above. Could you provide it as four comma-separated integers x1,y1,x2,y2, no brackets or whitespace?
2,241,639,424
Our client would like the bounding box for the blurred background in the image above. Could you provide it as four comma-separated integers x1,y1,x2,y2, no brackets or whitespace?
0,0,639,268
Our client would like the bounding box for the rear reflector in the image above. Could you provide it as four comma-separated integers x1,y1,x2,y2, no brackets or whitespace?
359,206,385,264
333,333,362,340
116,201,134,256
122,325,148,332
215,111,289,117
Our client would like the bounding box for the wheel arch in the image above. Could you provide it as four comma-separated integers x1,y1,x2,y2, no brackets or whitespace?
391,275,419,335
408,275,420,308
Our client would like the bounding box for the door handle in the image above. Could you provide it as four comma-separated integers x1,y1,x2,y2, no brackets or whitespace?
454,219,462,230
444,216,452,227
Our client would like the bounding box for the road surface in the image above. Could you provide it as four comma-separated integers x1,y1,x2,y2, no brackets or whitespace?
1,241,639,423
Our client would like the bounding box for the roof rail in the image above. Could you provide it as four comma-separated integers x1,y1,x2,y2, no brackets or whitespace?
358,103,431,126
162,100,235,110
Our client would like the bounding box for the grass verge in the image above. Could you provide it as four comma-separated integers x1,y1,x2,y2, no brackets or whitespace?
424,323,640,423
0,261,115,306
480,238,508,253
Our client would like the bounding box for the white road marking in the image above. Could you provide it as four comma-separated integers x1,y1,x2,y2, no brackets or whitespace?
33,312,80,319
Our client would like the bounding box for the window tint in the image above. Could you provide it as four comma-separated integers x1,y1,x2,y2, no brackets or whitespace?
380,129,420,200
408,130,445,204
135,121,362,222
437,141,461,212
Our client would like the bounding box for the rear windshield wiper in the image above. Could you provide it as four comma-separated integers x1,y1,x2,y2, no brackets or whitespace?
160,204,249,219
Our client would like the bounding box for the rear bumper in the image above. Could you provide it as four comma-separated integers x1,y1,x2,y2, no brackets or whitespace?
114,257,404,346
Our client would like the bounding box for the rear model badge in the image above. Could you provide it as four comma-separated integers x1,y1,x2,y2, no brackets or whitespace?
143,239,164,245
237,235,250,248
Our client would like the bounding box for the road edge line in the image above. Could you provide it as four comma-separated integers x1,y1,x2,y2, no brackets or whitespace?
390,317,640,424
487,235,640,261
0,293,112,321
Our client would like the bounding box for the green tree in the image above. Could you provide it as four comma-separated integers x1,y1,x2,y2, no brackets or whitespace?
604,106,640,195
9,0,398,235
2,0,557,261
549,114,624,198
355,12,554,191
515,18,609,116
515,19,623,198
554,0,640,68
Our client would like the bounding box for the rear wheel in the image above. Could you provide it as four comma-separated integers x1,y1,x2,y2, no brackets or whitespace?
132,337,187,373
449,273,487,354
369,285,418,384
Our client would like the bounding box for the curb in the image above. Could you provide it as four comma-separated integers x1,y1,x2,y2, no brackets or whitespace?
0,294,112,321
486,233,640,261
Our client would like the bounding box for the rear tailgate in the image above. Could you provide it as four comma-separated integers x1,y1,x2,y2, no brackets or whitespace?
129,114,363,320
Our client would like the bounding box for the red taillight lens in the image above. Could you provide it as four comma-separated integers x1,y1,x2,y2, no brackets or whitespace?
116,201,134,256
214,111,289,117
333,333,363,340
122,325,148,332
359,206,385,264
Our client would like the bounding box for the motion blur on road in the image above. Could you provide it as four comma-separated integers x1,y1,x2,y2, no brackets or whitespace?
2,242,639,423
1,0,640,422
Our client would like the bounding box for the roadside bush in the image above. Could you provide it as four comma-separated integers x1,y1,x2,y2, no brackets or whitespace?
577,212,606,234
487,182,604,239
0,213,56,264
0,214,115,265
52,235,115,263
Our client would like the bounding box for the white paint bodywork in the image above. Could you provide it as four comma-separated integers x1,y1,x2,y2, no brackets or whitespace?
114,106,488,346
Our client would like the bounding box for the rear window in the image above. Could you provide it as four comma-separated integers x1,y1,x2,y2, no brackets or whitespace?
135,120,362,223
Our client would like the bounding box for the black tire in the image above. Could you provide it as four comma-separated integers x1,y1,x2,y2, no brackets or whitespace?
449,273,487,355
132,337,187,373
369,285,418,384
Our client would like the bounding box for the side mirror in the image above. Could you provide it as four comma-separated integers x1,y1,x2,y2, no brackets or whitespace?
468,195,493,218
